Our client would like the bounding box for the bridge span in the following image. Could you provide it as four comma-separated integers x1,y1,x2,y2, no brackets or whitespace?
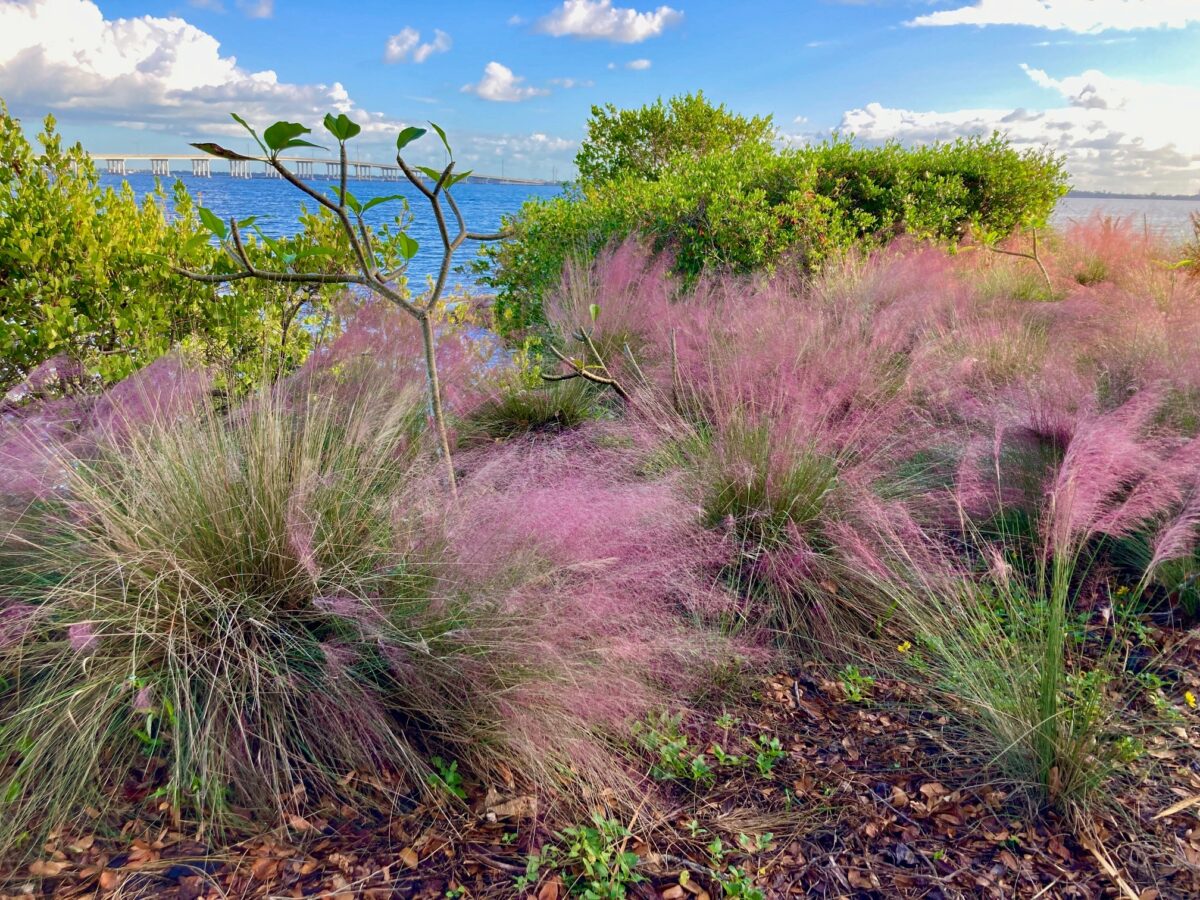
89,154,554,186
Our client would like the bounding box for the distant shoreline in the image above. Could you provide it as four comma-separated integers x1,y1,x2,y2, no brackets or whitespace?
1066,189,1200,202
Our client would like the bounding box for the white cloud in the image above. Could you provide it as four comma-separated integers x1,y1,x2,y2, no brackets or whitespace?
837,64,1200,193
548,77,595,88
464,132,576,159
537,0,683,43
384,27,419,62
461,61,549,102
384,26,450,64
236,0,273,18
0,0,402,139
908,0,1200,33
626,58,651,69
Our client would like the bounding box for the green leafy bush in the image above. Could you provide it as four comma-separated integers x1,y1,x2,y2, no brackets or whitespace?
480,120,1067,335
0,104,338,390
575,90,774,185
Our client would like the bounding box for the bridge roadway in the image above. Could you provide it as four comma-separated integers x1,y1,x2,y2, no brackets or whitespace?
88,154,553,186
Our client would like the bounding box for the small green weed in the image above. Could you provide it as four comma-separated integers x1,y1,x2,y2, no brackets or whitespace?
427,756,468,800
634,713,715,786
754,736,786,777
838,665,875,703
516,814,643,899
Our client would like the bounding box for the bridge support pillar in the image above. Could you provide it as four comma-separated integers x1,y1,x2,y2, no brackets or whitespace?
295,160,313,178
104,158,127,176
191,158,211,177
150,158,170,177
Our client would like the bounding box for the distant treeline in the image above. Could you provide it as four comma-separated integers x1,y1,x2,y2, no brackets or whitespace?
1066,190,1200,201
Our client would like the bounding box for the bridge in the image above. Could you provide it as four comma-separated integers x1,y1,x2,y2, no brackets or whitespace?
88,153,555,186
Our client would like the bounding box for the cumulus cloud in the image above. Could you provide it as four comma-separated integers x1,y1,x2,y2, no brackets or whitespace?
838,64,1200,193
384,26,450,64
537,0,683,43
0,0,402,140
461,62,549,102
908,0,1200,33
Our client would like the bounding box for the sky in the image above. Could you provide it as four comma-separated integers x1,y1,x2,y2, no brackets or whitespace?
1,0,1199,192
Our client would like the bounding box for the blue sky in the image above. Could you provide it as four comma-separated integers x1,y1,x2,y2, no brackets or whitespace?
2,0,1199,190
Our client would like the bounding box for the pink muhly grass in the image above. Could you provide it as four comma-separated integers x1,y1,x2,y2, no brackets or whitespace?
1045,392,1164,553
86,353,211,440
0,602,39,650
1149,485,1200,572
67,620,98,654
293,299,497,420
548,239,677,367
447,428,749,702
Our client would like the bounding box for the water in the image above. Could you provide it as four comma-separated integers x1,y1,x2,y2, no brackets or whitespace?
1053,195,1199,241
101,172,563,292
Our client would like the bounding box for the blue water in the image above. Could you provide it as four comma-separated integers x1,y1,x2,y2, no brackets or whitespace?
1053,196,1199,240
101,173,563,292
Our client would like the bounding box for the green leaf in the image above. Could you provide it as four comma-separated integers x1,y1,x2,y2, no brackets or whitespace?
190,142,254,161
230,113,267,154
397,232,419,261
263,121,312,153
250,225,281,257
396,126,427,152
447,170,473,188
236,215,260,228
361,194,407,213
279,138,325,152
589,303,600,323
198,207,228,240
417,166,444,183
181,233,211,255
323,113,361,142
429,121,452,158
328,187,362,213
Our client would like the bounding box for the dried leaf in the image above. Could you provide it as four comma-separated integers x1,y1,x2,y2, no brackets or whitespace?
1152,794,1200,820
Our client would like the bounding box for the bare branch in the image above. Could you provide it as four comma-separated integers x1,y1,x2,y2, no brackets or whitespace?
175,266,365,285
542,342,630,401
270,156,373,276
986,226,1054,297
396,156,435,200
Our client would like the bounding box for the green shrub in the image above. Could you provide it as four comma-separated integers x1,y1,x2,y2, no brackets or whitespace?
0,104,340,390
575,90,774,185
480,128,1067,335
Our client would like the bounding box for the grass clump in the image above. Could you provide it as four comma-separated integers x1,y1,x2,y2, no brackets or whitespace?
461,375,602,443
0,381,636,854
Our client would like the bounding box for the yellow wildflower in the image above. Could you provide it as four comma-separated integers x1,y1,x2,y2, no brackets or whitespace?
1186,690,1197,709
897,641,912,654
